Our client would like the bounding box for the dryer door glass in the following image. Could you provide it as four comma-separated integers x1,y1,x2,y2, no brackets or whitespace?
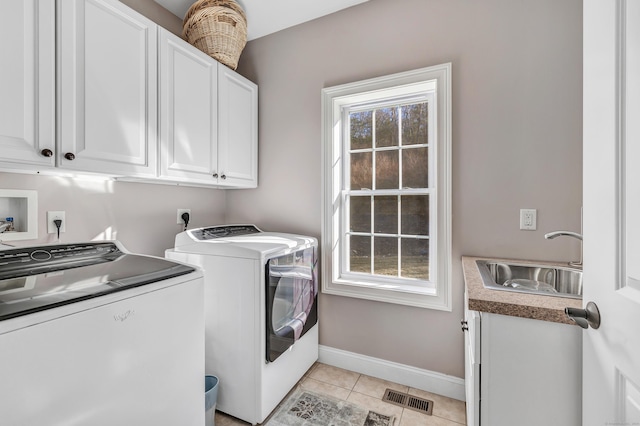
266,247,317,362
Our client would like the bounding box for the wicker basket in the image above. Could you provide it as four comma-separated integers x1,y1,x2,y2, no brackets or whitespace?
184,0,246,26
182,0,247,70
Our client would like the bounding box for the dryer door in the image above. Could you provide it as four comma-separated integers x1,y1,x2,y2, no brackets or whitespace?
266,247,317,362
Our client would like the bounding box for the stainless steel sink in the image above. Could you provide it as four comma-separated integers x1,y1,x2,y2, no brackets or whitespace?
476,260,582,299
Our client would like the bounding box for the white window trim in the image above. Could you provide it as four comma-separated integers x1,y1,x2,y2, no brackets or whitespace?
321,64,452,311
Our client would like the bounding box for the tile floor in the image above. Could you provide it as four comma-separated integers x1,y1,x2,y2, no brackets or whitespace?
214,362,467,426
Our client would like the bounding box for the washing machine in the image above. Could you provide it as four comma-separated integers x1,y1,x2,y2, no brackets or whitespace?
166,224,318,425
0,241,204,425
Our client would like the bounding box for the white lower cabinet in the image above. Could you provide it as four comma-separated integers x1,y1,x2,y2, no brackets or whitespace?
464,305,480,426
159,29,257,188
464,304,582,426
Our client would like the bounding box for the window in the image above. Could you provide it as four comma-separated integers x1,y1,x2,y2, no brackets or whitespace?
321,64,451,310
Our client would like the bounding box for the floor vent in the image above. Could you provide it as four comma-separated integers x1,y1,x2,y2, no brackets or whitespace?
382,389,434,415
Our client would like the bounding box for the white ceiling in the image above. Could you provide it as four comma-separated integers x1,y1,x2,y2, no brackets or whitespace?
154,0,369,41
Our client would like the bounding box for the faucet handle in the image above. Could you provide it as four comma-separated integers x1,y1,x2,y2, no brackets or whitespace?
544,231,583,240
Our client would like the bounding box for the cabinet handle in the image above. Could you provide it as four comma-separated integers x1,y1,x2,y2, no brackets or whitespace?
64,152,75,161
41,149,53,157
212,173,218,178
221,174,227,180
461,319,468,332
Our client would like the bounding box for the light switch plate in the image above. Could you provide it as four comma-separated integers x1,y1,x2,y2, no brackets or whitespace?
520,209,537,231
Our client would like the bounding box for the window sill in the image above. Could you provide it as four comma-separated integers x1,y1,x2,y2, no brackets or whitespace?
322,278,451,311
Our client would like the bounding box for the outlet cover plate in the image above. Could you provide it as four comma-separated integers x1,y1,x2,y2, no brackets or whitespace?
47,211,66,234
177,209,191,225
520,208,537,231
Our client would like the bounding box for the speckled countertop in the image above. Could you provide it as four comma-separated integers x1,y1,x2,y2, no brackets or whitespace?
462,256,582,325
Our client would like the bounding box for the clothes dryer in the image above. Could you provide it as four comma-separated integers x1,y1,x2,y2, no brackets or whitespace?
166,225,318,425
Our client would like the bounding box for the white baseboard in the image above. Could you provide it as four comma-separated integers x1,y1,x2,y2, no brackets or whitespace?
318,345,465,401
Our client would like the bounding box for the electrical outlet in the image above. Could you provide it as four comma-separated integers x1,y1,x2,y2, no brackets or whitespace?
520,208,537,231
177,209,191,225
47,211,66,234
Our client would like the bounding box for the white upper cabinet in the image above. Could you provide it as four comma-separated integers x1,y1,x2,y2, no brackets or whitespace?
0,0,256,187
0,0,55,169
159,28,257,188
217,65,258,188
58,0,158,177
159,29,218,183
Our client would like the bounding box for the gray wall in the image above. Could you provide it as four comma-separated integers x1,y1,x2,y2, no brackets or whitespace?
228,0,583,378
120,0,183,36
0,172,226,257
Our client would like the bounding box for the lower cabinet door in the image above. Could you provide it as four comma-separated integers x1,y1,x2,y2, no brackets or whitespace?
464,306,481,426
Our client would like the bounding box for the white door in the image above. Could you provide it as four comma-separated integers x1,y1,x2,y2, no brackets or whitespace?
158,28,218,184
583,1,640,424
0,0,55,169
217,64,258,188
58,0,157,177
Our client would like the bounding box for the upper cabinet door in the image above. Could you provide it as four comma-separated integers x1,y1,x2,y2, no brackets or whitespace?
158,28,218,183
217,64,258,188
58,0,158,177
0,0,55,168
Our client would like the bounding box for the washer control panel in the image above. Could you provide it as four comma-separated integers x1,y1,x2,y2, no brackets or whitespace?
0,243,121,267
192,225,262,240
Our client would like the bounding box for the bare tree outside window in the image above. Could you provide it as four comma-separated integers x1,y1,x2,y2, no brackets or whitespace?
347,102,430,281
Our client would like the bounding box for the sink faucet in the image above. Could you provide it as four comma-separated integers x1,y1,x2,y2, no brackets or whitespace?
544,231,583,267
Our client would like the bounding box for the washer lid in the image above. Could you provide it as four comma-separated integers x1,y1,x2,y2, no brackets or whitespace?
0,242,195,321
172,225,317,259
